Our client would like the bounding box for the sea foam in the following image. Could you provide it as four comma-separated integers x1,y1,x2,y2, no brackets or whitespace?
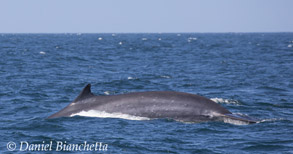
210,98,240,105
71,110,150,121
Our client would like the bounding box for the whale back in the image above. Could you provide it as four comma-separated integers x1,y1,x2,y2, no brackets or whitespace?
48,84,257,124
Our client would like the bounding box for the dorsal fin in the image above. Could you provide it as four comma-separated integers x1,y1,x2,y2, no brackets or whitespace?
73,84,94,102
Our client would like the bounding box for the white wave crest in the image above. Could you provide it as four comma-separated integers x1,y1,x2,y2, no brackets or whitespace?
222,117,250,125
257,118,284,123
222,113,258,125
210,98,240,105
70,110,150,121
103,91,110,95
127,76,135,80
160,75,171,78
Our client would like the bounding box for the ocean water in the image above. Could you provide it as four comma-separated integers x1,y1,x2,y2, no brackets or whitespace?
0,33,292,153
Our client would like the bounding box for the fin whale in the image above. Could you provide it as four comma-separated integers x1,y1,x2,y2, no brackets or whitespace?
48,84,257,124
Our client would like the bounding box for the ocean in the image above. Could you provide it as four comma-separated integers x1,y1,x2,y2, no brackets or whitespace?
0,33,292,153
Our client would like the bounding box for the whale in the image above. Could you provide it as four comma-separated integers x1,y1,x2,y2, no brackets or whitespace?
48,84,257,124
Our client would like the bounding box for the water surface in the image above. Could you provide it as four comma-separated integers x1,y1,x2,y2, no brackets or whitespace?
0,33,292,153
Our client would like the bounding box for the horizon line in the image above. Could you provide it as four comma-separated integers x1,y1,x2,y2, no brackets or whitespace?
1,31,293,34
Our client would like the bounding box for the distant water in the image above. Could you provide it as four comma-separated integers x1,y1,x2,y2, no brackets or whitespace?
0,33,292,153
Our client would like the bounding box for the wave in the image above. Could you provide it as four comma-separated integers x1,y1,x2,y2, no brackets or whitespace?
257,118,285,123
210,98,241,105
222,117,251,125
70,110,258,125
70,110,150,121
222,113,258,125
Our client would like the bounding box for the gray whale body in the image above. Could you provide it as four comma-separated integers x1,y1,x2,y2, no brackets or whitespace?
48,84,257,124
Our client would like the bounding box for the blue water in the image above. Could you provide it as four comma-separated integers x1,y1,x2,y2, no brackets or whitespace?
0,33,292,153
